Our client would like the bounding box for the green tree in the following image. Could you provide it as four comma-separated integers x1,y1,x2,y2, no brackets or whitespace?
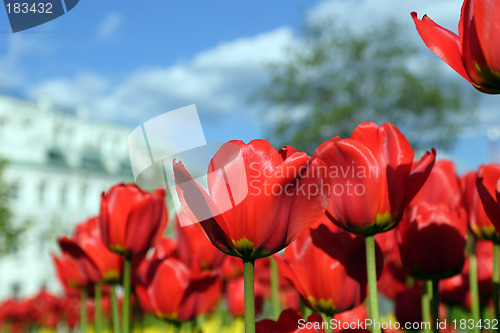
255,19,477,153
0,159,24,255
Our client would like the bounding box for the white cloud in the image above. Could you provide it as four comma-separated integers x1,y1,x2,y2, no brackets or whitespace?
308,0,463,33
28,27,294,123
96,12,124,41
29,73,109,108
0,34,52,90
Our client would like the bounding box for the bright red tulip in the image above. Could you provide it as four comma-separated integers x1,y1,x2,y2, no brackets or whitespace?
314,122,435,235
397,202,467,280
100,183,168,257
256,309,325,333
411,160,462,209
174,140,330,260
462,169,500,242
275,224,382,316
58,217,123,284
135,257,222,321
476,164,500,235
411,0,500,94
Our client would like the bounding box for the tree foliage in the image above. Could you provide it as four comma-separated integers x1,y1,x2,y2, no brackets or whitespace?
255,19,477,153
0,159,24,256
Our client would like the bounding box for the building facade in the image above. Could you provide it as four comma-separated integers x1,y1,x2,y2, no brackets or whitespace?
0,95,133,299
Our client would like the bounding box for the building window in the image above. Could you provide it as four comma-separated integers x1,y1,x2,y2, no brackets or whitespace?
80,183,87,205
11,282,20,298
61,182,68,206
10,181,19,201
39,181,46,204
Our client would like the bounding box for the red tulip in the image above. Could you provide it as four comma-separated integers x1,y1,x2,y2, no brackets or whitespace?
173,140,329,260
29,290,61,329
411,160,462,209
256,309,325,333
275,224,383,316
397,202,467,280
133,236,177,286
439,266,469,308
58,296,80,329
476,164,500,235
411,0,500,94
176,217,226,274
333,305,368,332
462,169,500,242
135,257,222,321
377,260,408,301
314,122,435,235
100,183,168,257
58,217,123,284
52,252,95,291
395,286,422,326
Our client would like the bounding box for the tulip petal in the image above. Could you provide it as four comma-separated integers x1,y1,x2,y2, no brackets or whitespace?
474,0,500,74
403,148,436,210
477,177,500,233
173,160,235,255
315,138,384,233
411,12,473,84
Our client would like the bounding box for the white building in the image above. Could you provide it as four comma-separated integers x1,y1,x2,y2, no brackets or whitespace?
0,95,133,299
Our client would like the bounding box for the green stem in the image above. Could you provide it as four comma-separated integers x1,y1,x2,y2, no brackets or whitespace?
270,257,280,320
431,279,440,333
94,283,103,333
123,257,132,333
422,280,432,333
468,249,481,333
321,313,332,333
243,259,255,333
80,289,88,333
494,243,500,323
365,235,381,333
110,284,121,333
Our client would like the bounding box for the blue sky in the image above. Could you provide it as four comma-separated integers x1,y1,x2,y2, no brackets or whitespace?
0,0,497,173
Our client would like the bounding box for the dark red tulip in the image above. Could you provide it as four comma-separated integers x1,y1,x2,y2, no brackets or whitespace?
275,224,382,316
176,217,226,274
411,160,462,209
395,286,422,326
315,122,435,235
58,217,123,284
174,140,330,260
100,183,168,257
476,164,500,235
256,309,325,333
397,203,467,280
135,257,222,321
411,0,500,94
463,169,500,242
